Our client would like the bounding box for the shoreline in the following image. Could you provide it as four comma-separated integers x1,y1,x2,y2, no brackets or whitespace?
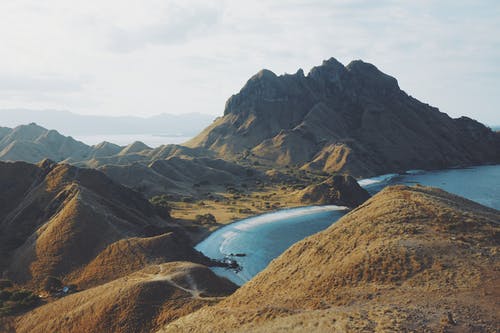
195,205,350,284
180,164,500,246
196,204,349,247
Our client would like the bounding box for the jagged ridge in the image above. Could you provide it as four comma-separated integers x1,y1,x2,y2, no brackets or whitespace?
186,58,500,177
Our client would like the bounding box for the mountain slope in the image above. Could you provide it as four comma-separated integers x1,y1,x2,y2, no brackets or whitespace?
71,232,211,289
0,123,91,163
0,160,207,288
99,156,258,197
0,124,256,198
296,174,370,207
186,58,500,177
161,185,500,332
15,262,237,333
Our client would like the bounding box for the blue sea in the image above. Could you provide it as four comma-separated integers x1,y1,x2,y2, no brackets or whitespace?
196,165,500,285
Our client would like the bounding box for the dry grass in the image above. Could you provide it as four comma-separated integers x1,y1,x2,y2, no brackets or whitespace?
160,185,500,332
15,262,237,333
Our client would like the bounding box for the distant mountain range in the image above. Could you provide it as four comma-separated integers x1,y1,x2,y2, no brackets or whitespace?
187,58,500,177
0,123,256,198
0,109,215,136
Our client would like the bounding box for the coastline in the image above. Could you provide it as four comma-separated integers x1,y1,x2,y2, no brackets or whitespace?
176,164,500,246
195,205,350,284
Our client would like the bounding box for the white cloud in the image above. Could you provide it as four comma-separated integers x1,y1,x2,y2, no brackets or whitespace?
0,0,498,124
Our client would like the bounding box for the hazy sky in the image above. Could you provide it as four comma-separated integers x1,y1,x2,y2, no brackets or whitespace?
0,0,499,124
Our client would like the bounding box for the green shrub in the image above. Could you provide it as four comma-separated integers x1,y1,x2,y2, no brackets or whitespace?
9,290,33,302
0,279,13,289
0,289,39,317
43,276,62,292
19,293,39,306
149,195,172,219
195,213,217,225
0,290,11,301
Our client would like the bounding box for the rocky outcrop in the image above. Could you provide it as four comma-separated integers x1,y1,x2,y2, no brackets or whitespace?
161,186,500,332
186,58,500,177
297,174,370,207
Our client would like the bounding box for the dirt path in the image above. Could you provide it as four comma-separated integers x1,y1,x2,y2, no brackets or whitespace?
132,265,225,301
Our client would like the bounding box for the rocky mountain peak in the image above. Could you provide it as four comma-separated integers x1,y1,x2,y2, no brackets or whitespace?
252,68,278,80
5,123,47,141
346,59,400,92
36,158,57,172
118,141,151,156
308,57,347,83
224,68,284,115
188,56,500,177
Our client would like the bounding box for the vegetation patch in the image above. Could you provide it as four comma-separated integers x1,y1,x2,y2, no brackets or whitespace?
0,280,41,316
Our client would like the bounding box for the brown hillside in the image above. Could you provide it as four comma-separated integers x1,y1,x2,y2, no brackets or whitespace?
99,156,258,197
161,185,500,332
0,160,204,288
71,232,212,289
15,262,237,333
118,141,152,155
0,123,263,199
297,174,370,207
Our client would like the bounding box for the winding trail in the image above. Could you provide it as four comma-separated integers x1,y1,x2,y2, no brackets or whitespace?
132,265,226,301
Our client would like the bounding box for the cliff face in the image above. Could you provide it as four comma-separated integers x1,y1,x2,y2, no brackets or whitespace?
186,58,500,177
161,185,500,332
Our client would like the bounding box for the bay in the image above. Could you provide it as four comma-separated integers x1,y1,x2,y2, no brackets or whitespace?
196,165,500,285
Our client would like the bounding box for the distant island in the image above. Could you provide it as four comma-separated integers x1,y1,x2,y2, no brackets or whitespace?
0,109,215,137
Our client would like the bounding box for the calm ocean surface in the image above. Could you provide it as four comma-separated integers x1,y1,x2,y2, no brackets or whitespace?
196,164,500,285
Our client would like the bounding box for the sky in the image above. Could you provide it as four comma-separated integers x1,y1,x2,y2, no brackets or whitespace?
0,0,498,124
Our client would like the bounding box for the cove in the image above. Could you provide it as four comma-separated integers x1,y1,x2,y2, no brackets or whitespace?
196,206,348,285
196,164,500,285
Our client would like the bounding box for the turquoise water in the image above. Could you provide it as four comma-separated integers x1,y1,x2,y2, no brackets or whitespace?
196,206,348,285
361,165,500,210
196,165,500,285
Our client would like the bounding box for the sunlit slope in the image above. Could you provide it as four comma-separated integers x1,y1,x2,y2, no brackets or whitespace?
16,262,237,333
162,185,500,332
0,160,208,288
